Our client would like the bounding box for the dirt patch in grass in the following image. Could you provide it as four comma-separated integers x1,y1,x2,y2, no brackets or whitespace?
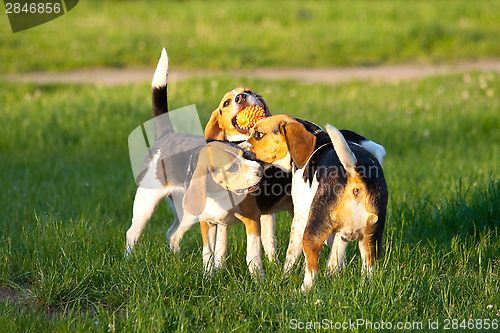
1,285,68,319
0,285,33,316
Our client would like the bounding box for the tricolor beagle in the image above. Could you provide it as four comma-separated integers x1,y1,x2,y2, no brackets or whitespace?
125,49,266,277
241,115,388,291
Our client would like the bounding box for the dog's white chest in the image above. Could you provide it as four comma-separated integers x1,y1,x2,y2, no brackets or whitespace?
199,193,241,225
291,167,320,229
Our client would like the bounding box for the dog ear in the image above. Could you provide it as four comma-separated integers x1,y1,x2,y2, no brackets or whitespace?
282,122,316,169
205,109,225,141
182,156,209,216
253,92,271,116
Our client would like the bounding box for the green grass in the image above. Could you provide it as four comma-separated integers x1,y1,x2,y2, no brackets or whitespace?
2,0,500,74
0,71,499,331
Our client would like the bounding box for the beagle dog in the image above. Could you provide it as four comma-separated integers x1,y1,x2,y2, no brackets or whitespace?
241,115,388,291
125,49,266,277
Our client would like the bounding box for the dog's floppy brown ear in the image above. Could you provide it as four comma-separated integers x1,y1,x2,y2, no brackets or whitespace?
205,109,225,141
182,158,209,216
253,92,271,116
282,122,316,169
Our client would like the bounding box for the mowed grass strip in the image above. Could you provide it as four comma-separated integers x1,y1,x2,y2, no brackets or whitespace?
0,72,499,331
1,0,500,74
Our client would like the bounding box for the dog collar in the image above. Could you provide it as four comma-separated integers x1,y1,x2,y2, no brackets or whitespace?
292,143,332,172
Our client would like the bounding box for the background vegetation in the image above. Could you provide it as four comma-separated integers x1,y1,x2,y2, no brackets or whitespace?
1,0,500,73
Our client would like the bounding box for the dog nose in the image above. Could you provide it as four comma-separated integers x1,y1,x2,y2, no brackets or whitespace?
234,93,248,104
242,148,256,161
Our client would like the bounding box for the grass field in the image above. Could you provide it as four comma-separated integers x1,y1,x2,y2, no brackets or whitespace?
2,0,500,331
1,0,500,74
1,70,499,331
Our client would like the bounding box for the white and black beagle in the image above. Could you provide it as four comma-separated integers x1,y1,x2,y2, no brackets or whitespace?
241,115,388,291
125,49,266,277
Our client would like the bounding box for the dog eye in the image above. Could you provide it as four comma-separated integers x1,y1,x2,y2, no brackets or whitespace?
223,99,231,107
226,163,238,173
253,131,265,140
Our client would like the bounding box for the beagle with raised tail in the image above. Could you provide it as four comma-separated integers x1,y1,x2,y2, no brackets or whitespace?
125,49,266,277
241,115,388,291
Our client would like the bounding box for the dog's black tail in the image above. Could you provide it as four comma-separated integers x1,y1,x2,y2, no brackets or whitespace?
151,48,174,139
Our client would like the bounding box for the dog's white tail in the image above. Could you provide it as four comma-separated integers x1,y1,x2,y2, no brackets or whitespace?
151,48,174,139
325,124,357,178
152,48,169,89
360,140,385,164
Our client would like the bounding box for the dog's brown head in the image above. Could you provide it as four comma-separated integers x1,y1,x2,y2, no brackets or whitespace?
205,87,271,142
240,115,316,172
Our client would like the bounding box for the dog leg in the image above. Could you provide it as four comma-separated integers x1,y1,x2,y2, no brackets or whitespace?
167,213,198,253
246,229,263,278
359,238,374,278
214,224,228,271
301,216,336,291
359,234,380,278
201,221,217,277
166,192,198,252
125,187,169,256
235,214,263,279
325,232,348,276
167,219,195,253
166,215,180,251
285,168,319,275
301,228,335,292
283,214,308,275
358,213,381,278
260,214,277,263
301,235,323,292
235,197,264,278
